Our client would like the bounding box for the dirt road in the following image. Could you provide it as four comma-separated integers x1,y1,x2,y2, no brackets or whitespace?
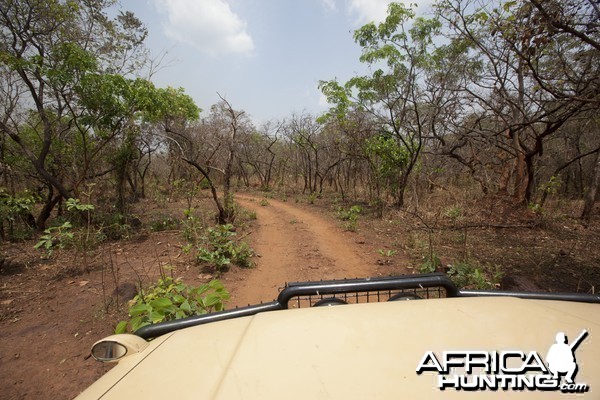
227,194,380,307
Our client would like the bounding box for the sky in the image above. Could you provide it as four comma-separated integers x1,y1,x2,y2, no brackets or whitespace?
117,0,432,125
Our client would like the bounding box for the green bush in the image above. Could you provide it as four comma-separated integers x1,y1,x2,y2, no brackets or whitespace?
115,277,230,334
149,216,180,232
418,253,440,273
0,190,37,239
182,208,202,242
336,205,362,231
447,261,502,290
93,211,135,241
34,221,74,256
192,224,254,273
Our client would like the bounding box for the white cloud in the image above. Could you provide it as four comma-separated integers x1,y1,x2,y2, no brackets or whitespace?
347,0,432,25
154,0,254,56
347,0,393,24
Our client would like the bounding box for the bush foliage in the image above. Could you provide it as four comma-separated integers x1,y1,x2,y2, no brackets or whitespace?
115,277,230,334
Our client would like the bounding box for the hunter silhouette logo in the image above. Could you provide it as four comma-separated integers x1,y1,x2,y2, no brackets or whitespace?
546,330,588,384
416,329,589,393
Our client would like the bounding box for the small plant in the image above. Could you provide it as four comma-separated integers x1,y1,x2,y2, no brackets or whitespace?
259,199,270,206
308,192,318,204
0,190,38,239
115,277,230,333
236,207,257,221
65,197,94,213
445,206,463,224
542,175,562,196
447,261,503,290
377,249,397,257
194,224,254,273
149,216,179,232
336,205,362,221
34,221,74,256
182,208,203,242
528,202,543,214
418,253,440,273
99,220,133,241
336,205,362,231
370,198,386,218
65,197,96,271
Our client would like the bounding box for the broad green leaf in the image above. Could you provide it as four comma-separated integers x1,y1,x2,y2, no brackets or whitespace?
180,300,192,313
204,294,222,308
130,316,147,332
129,303,150,317
172,294,186,304
149,310,165,323
115,320,128,334
150,298,173,310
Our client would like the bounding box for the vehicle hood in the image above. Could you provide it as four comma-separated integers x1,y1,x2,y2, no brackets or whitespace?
76,297,600,399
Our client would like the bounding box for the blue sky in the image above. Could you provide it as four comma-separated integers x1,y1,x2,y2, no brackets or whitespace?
118,0,431,124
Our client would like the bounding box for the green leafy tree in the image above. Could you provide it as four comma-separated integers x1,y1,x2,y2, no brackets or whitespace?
0,0,149,228
320,3,442,207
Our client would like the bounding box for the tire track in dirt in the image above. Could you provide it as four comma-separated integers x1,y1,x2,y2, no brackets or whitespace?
227,194,377,307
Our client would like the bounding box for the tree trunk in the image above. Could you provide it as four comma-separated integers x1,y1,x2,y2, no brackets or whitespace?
36,192,62,230
581,150,600,222
395,172,409,208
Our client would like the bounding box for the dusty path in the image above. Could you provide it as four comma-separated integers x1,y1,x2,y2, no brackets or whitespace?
227,194,379,307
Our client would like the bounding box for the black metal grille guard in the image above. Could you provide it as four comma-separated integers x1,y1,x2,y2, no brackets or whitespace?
134,273,600,339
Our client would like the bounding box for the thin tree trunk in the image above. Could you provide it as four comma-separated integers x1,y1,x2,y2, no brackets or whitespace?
36,191,62,230
581,150,600,222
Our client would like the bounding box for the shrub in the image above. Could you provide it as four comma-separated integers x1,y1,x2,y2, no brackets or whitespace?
336,205,362,231
447,261,502,290
149,216,180,232
191,224,254,273
418,253,440,273
34,221,74,256
182,208,203,242
0,190,37,239
115,277,230,334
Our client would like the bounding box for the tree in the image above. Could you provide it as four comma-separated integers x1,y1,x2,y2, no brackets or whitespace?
0,0,148,228
320,3,442,207
237,122,281,190
157,93,251,225
434,0,597,204
285,113,323,194
214,95,248,223
520,0,600,218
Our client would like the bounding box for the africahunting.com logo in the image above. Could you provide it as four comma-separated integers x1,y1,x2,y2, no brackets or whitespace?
416,330,589,393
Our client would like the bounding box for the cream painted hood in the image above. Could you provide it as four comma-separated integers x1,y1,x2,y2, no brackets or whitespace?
76,297,600,399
